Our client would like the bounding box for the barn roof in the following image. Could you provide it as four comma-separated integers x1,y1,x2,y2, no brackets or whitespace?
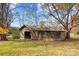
19,25,66,31
19,25,27,30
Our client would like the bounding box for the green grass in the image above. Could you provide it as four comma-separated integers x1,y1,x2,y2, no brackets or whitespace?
0,40,79,56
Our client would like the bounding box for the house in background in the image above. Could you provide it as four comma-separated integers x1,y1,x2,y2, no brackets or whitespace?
19,25,67,41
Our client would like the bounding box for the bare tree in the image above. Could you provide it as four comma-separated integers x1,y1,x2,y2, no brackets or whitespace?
42,3,79,40
0,3,17,40
14,5,38,27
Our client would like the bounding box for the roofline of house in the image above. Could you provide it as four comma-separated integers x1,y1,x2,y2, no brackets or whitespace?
19,25,66,32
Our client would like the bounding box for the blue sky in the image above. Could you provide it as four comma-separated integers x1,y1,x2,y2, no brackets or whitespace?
10,3,64,28
11,3,45,27
10,3,78,28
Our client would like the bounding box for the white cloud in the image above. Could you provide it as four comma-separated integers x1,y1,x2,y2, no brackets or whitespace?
10,3,16,9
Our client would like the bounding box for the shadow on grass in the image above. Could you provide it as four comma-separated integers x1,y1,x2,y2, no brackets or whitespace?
1,38,79,42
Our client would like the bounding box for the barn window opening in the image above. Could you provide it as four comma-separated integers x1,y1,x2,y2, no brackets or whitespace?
24,32,31,39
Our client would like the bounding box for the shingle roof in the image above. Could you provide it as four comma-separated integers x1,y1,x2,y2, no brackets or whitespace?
19,25,66,31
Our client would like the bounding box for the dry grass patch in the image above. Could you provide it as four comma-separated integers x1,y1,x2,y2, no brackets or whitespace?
0,40,79,56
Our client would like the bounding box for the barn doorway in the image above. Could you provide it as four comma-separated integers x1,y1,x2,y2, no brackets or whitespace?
24,32,31,39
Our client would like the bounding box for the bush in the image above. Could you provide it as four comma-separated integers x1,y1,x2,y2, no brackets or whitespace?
12,35,19,39
9,27,20,39
12,31,20,39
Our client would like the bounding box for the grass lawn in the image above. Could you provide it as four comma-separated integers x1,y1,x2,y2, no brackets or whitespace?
0,39,79,56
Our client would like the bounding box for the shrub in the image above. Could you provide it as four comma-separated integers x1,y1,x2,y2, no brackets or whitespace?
12,31,20,39
9,27,20,39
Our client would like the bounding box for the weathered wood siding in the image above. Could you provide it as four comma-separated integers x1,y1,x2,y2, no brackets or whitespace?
31,31,39,40
20,27,30,39
31,31,66,40
19,25,66,40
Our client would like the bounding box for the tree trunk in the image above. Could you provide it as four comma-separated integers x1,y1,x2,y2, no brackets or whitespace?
3,34,7,40
66,31,70,39
63,31,70,41
61,31,70,41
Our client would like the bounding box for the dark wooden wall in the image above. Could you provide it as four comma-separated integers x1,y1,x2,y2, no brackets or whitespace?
31,31,66,40
0,34,7,40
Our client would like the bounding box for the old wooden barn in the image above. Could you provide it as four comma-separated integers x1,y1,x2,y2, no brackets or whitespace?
19,25,67,40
